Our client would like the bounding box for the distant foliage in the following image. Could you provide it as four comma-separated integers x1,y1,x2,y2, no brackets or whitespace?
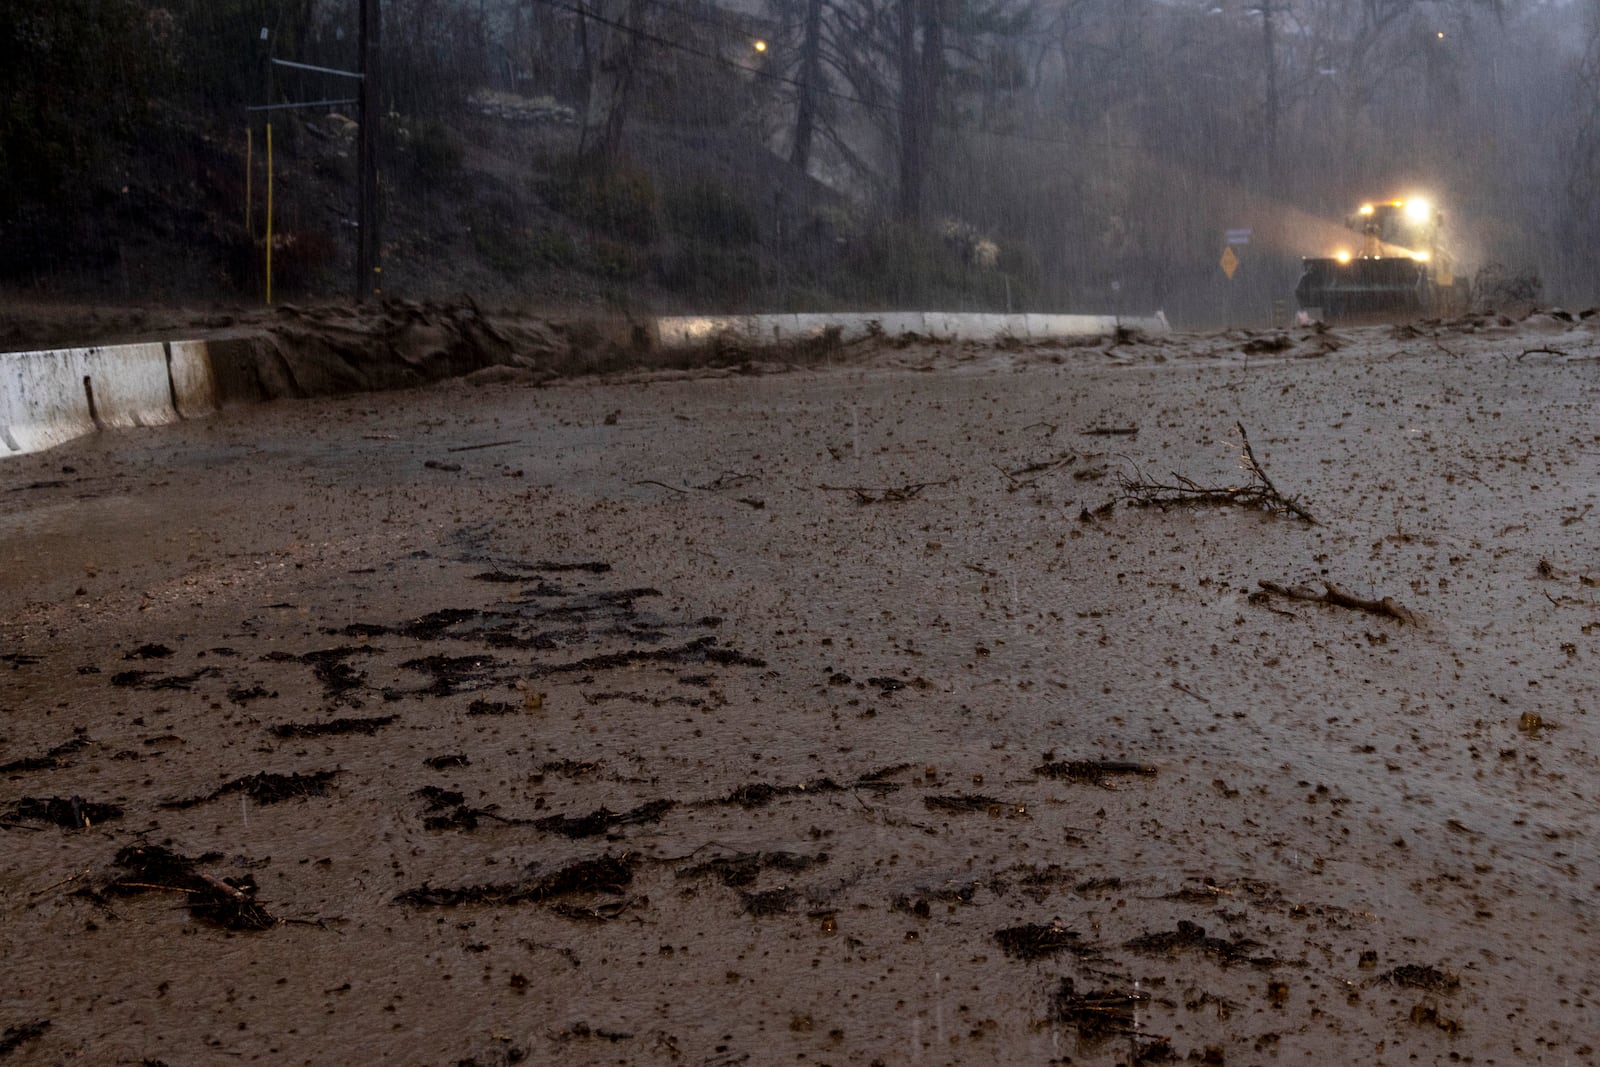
657,244,764,302
406,120,466,182
539,166,661,244
0,0,169,225
467,202,535,278
665,181,759,246
840,221,1027,309
1472,262,1544,311
588,238,650,280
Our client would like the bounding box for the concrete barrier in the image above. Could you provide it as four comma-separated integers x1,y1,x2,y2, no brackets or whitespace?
2,308,1175,459
1,340,216,459
168,340,220,419
78,343,178,431
654,310,1169,349
0,347,95,455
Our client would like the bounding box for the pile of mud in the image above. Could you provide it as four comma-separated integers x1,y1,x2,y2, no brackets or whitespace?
0,297,850,403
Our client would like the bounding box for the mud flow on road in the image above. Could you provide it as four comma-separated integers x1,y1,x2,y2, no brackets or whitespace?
2,314,1598,1065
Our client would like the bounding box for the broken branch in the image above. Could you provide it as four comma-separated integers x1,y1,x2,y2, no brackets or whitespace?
1116,422,1316,524
818,479,952,504
1255,580,1418,625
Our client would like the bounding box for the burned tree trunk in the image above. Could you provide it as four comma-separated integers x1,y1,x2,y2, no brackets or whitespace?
790,0,825,173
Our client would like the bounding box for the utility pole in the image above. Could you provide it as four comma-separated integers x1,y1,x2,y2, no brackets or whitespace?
356,0,382,302
1255,0,1279,178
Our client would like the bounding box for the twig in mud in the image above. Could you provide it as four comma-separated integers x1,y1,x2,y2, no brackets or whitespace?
1254,579,1419,625
998,453,1076,491
1082,426,1138,437
1053,978,1149,1042
638,473,761,495
30,868,91,897
1036,759,1158,784
692,471,757,491
446,438,521,453
1517,347,1567,360
1117,422,1316,524
1170,680,1210,704
818,479,952,504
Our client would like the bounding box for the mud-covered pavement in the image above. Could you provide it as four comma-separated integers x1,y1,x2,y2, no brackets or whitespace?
2,314,1599,1066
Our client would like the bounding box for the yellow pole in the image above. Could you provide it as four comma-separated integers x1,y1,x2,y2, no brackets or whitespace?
245,127,253,238
265,123,274,306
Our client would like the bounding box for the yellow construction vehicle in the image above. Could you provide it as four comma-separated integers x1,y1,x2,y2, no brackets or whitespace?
1295,198,1465,322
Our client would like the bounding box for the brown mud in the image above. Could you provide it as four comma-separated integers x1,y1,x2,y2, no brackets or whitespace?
2,309,1599,1064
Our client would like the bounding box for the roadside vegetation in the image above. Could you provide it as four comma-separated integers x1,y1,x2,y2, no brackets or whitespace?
1,1,1592,321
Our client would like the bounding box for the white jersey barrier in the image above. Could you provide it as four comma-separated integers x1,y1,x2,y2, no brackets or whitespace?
0,341,218,458
2,311,1169,457
654,310,1170,349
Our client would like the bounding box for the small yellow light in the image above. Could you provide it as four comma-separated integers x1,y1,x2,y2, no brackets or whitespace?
1404,197,1432,222
1413,250,1431,262
1437,31,1445,39
1336,250,1352,264
1359,204,1375,216
753,39,768,52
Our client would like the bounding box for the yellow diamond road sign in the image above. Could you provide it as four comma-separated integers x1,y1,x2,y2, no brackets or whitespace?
1220,246,1239,279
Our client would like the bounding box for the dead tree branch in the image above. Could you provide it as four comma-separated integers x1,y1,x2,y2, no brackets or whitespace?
819,479,952,504
1254,579,1418,625
997,452,1076,491
1116,422,1316,524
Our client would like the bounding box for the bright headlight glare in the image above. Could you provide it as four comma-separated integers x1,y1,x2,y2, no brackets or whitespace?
1404,198,1432,223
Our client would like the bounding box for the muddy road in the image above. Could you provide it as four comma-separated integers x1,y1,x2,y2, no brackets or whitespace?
2,317,1598,1065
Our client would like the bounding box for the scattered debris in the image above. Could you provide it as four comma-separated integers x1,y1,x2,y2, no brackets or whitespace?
0,1020,50,1056
711,778,843,808
4,796,122,829
292,646,379,703
394,855,635,907
268,715,397,739
535,800,674,838
162,770,340,810
677,851,829,888
1409,1002,1463,1034
1035,759,1158,784
994,922,1091,961
0,733,90,774
1381,964,1461,994
110,668,215,690
1124,920,1278,966
415,783,529,831
103,844,277,931
924,794,1026,816
1052,978,1147,1041
446,438,521,453
818,479,953,504
998,452,1076,491
1117,422,1316,524
740,887,798,916
1254,580,1418,625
